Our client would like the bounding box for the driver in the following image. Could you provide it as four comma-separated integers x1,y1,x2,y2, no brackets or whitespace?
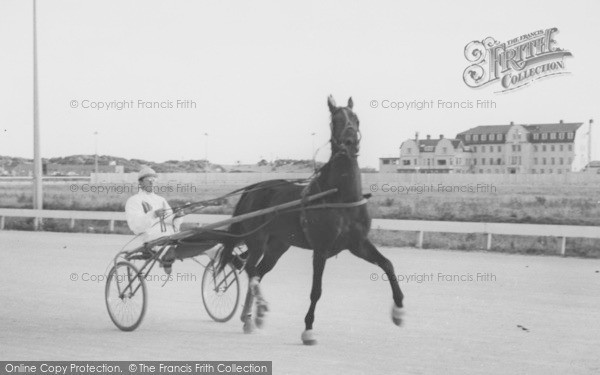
125,166,184,274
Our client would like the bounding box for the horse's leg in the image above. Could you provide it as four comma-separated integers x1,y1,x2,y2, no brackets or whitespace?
251,237,290,328
240,239,265,333
301,252,327,345
349,239,404,326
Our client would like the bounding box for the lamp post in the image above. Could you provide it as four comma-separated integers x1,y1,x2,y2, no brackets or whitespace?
311,132,316,170
33,0,43,214
204,132,208,183
589,119,593,166
94,131,98,181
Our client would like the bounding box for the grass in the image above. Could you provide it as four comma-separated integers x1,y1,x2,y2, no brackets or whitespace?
1,181,599,258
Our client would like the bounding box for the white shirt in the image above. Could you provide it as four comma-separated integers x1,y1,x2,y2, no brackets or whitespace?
125,190,180,242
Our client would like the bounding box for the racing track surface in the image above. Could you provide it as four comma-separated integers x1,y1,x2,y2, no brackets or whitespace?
1,231,599,374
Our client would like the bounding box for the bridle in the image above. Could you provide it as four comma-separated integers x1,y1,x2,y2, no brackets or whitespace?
329,107,361,156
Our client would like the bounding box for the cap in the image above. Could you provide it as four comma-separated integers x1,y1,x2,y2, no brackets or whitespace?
138,166,158,181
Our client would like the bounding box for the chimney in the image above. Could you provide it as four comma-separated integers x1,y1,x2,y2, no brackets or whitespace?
439,134,444,139
510,121,514,125
415,132,419,141
559,119,563,124
426,134,431,140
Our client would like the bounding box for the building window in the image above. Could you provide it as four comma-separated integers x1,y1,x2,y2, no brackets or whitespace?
534,157,538,165
551,145,555,152
560,144,563,151
497,158,502,165
481,134,487,141
473,146,477,152
568,145,573,151
550,133,556,140
498,134,503,141
383,160,390,165
543,157,547,165
473,134,479,141
542,133,548,140
482,158,486,165
465,134,471,141
559,157,563,165
450,158,453,165
533,133,539,140
542,145,547,152
568,157,572,164
540,169,544,174
406,148,412,154
403,160,410,165
551,157,555,165
518,145,521,152
489,134,495,141
559,132,565,140
490,158,494,165
474,159,477,165
568,132,574,139
498,146,502,152
534,145,538,152
442,147,447,154
414,159,418,165
512,145,516,152
437,160,447,166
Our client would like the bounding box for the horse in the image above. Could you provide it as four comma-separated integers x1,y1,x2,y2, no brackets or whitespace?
218,95,404,345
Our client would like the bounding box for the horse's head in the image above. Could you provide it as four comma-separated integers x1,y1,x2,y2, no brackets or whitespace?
327,95,360,158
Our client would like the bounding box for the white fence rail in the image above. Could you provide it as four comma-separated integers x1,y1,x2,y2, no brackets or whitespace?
1,209,599,255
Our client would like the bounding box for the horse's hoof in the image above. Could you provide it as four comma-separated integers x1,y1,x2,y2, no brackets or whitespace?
392,305,404,326
243,316,255,334
255,304,269,329
301,330,317,345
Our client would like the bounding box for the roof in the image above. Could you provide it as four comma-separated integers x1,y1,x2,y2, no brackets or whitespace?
456,125,512,136
456,122,583,145
523,123,582,133
402,138,464,153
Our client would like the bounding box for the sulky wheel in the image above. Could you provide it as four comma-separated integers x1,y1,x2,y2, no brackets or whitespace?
105,261,147,331
201,259,240,322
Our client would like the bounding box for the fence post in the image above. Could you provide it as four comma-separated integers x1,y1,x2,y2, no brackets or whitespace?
486,233,492,250
0,216,4,230
417,231,424,248
69,218,75,230
560,237,566,256
109,220,115,232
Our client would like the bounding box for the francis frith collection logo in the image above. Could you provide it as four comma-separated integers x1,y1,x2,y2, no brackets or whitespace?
463,28,572,93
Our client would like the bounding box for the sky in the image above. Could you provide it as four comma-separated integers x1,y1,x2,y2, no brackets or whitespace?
0,0,599,168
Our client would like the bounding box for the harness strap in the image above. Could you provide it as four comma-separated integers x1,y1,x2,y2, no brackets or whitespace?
301,198,368,210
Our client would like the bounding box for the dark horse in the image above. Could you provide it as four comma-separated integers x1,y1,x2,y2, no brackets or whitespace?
218,95,404,345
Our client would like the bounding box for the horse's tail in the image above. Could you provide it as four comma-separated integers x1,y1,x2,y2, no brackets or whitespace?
216,183,260,273
216,221,242,273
